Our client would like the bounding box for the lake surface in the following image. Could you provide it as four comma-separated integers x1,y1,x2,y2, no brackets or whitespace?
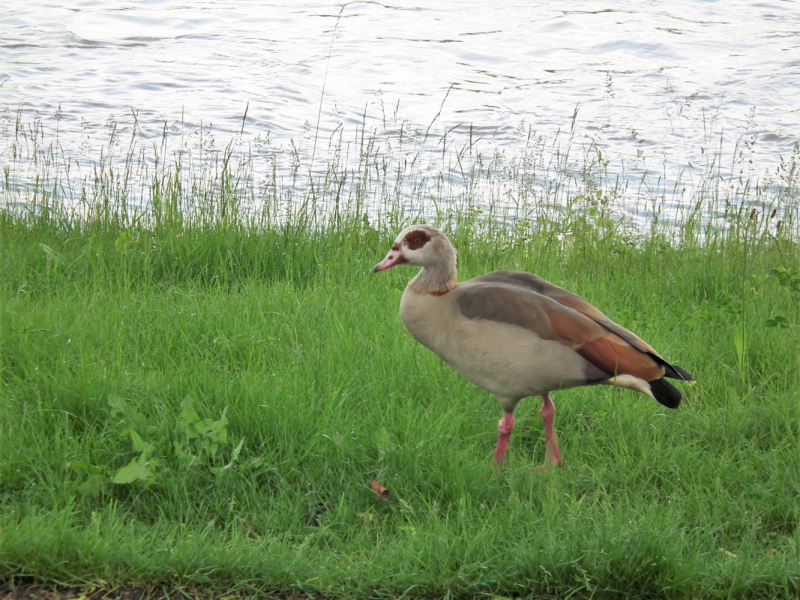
2,0,799,215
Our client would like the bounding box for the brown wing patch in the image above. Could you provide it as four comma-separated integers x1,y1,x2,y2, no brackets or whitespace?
457,283,666,382
546,310,606,345
471,270,660,356
403,230,431,250
576,337,665,381
590,318,660,356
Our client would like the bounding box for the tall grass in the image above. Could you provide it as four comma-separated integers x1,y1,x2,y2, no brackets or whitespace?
1,108,800,598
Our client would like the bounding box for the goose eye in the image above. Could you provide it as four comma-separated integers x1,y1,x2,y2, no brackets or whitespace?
413,237,422,244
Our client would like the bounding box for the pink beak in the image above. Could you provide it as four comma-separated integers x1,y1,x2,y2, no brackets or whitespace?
373,248,406,272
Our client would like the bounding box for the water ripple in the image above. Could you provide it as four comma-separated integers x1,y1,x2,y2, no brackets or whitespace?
0,0,798,211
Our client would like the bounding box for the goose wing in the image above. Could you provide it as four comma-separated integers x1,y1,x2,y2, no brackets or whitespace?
458,275,664,382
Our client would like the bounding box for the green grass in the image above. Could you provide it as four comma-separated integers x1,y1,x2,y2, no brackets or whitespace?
1,117,800,598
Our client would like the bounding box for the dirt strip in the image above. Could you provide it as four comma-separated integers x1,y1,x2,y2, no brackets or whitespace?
0,585,313,600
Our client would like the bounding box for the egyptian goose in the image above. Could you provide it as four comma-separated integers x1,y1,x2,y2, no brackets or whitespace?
374,225,692,467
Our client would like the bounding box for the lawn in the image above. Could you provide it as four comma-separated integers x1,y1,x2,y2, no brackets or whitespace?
1,125,800,598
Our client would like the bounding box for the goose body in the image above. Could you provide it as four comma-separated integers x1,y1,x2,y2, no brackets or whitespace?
375,225,693,467
400,287,603,407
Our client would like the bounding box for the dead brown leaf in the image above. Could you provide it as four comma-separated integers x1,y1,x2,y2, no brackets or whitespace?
369,479,389,501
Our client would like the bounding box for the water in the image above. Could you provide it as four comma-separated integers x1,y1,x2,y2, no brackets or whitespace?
2,0,799,217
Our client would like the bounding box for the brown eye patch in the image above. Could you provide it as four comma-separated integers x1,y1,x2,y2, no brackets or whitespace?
403,229,431,250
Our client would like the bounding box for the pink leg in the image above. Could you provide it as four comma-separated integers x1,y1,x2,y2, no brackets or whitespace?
492,412,515,466
540,394,562,467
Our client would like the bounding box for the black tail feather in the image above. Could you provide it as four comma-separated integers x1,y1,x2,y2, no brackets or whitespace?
649,378,682,409
661,362,693,381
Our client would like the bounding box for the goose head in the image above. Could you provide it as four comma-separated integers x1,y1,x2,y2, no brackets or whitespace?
373,225,456,272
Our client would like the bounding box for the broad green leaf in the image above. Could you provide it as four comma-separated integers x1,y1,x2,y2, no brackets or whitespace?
78,474,110,497
180,398,200,425
130,430,154,454
375,427,393,457
113,457,153,484
230,437,244,463
216,428,228,444
766,316,791,329
67,461,97,475
108,394,126,416
173,440,187,459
